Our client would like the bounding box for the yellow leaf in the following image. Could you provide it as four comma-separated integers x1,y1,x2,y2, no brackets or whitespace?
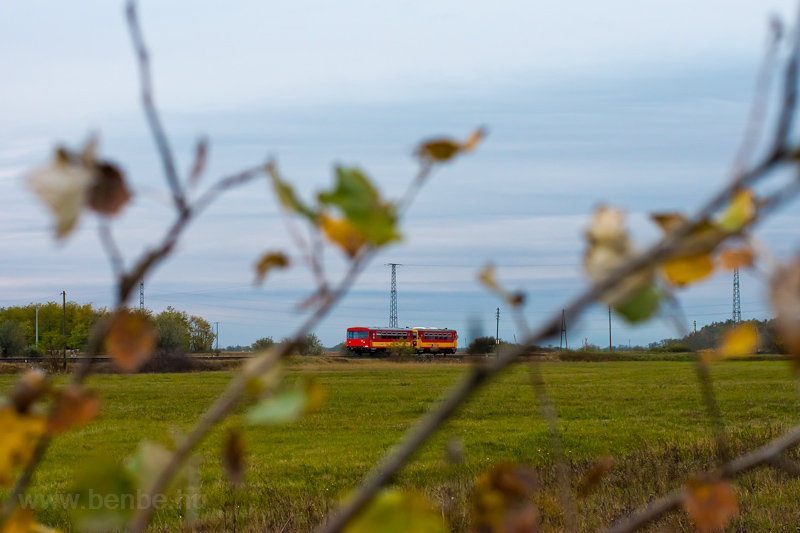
660,253,714,287
302,375,327,414
320,214,365,258
254,252,290,285
683,477,738,532
48,385,100,436
0,407,46,486
105,310,157,373
1,509,34,533
718,189,756,232
719,247,755,270
471,462,539,533
717,324,758,359
344,488,447,533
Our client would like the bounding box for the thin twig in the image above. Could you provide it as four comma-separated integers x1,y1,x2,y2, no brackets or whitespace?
125,0,186,212
98,218,124,277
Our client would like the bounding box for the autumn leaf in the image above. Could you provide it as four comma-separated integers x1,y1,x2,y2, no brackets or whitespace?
717,325,759,360
471,462,539,533
86,162,131,216
578,456,615,497
71,457,136,532
683,476,738,532
303,375,327,414
718,189,757,232
660,253,715,287
318,167,401,247
416,127,485,163
105,310,157,373
613,285,661,323
9,368,49,414
320,214,366,258
222,427,245,488
344,488,447,533
719,247,755,270
770,258,800,365
478,263,527,308
0,508,57,533
0,406,47,486
48,385,100,435
27,147,93,239
254,252,290,285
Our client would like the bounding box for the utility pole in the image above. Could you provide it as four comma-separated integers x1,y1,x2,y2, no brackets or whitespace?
35,306,39,345
215,322,219,352
61,291,67,370
732,267,741,323
694,320,697,334
608,305,612,352
386,263,401,328
495,307,500,344
560,309,568,349
140,279,145,309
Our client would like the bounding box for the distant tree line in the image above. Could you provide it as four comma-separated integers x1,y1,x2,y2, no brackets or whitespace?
655,318,784,353
0,303,216,357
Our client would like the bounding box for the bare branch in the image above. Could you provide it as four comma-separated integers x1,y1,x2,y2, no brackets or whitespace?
98,218,124,277
601,422,800,533
125,0,186,212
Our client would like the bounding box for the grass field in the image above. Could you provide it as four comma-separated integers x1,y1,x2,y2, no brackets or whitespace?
2,359,800,531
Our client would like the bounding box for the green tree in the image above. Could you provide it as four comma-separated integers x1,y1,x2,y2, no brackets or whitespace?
154,307,190,352
251,337,275,352
298,333,324,356
466,336,497,355
189,316,215,352
0,320,27,357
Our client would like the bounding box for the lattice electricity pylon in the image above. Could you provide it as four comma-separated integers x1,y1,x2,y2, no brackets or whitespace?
732,267,741,323
386,263,401,327
560,309,568,349
139,280,144,309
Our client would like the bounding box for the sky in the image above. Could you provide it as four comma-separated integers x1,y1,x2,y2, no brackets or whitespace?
2,0,800,349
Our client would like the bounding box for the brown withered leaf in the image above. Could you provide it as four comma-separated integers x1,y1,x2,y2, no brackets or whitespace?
9,368,49,414
254,252,290,285
683,476,738,532
719,247,755,270
86,162,131,215
48,385,100,435
508,291,526,308
471,462,540,533
222,427,246,488
770,258,800,365
416,127,485,162
105,310,157,373
578,456,615,497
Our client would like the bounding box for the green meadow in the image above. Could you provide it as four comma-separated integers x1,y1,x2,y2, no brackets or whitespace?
2,359,800,531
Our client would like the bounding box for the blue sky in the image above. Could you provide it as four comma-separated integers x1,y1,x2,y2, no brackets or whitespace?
2,1,799,348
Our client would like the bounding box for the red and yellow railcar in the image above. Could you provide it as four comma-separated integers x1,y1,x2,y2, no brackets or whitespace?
345,326,457,355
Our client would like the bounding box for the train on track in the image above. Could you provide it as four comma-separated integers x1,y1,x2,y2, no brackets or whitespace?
346,326,457,355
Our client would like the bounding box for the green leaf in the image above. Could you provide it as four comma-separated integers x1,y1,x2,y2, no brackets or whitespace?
318,167,401,247
125,440,186,495
344,488,447,533
245,388,307,425
70,457,136,533
613,285,660,323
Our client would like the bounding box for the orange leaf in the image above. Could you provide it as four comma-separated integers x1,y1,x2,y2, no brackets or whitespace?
105,310,157,373
254,252,290,285
48,385,100,435
719,248,755,270
683,477,738,532
416,127,485,162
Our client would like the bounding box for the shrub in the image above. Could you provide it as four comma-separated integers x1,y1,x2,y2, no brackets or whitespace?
252,336,275,352
466,336,497,355
298,333,324,356
0,320,28,357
